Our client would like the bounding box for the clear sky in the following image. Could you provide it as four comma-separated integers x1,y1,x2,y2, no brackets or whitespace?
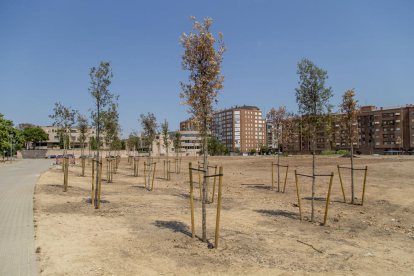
1,0,413,138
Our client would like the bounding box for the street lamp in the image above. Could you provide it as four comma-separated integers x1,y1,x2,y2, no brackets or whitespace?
9,134,13,164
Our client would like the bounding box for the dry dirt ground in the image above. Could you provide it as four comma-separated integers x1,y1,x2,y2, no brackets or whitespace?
34,155,414,275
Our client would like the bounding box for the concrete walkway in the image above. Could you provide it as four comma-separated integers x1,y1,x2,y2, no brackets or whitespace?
0,159,52,276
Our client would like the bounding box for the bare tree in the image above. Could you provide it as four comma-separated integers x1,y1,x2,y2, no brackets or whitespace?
139,113,158,191
89,61,116,209
295,58,333,221
267,106,295,191
339,89,360,204
179,16,226,242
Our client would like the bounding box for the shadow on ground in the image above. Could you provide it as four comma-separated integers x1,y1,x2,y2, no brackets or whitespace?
254,209,299,219
84,198,110,204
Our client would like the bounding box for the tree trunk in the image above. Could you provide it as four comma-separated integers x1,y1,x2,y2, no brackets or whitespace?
95,103,100,209
311,125,316,222
277,150,280,192
202,115,208,242
108,148,111,183
166,146,169,180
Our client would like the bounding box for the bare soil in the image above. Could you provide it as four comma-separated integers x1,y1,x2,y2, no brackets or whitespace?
34,155,414,275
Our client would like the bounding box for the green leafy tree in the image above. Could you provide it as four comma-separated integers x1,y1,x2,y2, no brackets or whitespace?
49,102,77,156
0,113,25,157
139,113,158,190
161,120,172,179
224,146,230,155
89,61,117,208
261,146,268,154
121,140,126,150
103,101,121,158
339,89,360,204
22,127,49,149
49,102,77,192
295,58,333,222
234,147,240,154
251,148,257,155
179,16,226,242
173,131,183,172
77,113,89,158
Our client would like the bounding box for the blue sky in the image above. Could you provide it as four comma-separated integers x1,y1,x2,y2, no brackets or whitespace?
1,0,413,138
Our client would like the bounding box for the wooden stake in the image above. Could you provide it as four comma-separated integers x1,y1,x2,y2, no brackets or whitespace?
337,165,347,203
323,172,334,226
151,163,156,191
212,165,217,203
189,162,195,239
271,162,274,191
91,159,95,205
179,157,182,174
295,170,303,221
111,158,114,183
198,163,202,199
164,161,165,180
169,160,171,181
361,166,368,206
283,165,289,193
65,156,69,192
97,160,102,209
144,162,147,188
215,166,223,249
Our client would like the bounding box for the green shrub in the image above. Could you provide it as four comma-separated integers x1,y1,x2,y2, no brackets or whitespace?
321,150,336,155
283,154,289,157
336,150,351,155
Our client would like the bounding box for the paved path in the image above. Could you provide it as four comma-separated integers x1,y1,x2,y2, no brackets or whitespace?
0,159,52,276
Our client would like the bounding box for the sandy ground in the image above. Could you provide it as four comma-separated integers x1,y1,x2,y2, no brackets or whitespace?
33,155,414,275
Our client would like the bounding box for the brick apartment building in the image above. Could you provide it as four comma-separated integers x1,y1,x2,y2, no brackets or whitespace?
211,105,266,153
281,105,414,155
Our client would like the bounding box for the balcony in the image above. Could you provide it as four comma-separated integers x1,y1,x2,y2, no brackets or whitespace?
395,113,400,116
395,120,401,123
374,122,379,125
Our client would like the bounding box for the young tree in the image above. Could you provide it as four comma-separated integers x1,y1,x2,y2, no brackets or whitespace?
49,103,77,192
139,113,158,190
89,61,116,208
103,102,121,158
161,120,172,179
77,113,89,158
339,89,360,204
173,131,183,172
179,16,226,242
295,58,333,221
267,106,295,191
251,148,257,155
49,102,77,157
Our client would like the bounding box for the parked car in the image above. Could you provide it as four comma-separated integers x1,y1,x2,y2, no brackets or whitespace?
45,155,56,159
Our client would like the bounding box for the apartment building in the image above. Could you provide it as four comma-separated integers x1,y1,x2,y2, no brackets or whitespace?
180,119,195,131
283,104,414,155
151,130,202,157
39,126,107,149
211,105,266,153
